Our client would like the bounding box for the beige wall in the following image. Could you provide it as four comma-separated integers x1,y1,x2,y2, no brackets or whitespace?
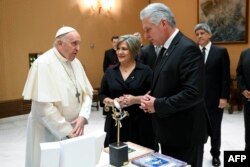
0,0,249,101
0,0,148,100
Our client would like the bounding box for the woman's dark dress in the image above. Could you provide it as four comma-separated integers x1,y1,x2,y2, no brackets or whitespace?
99,62,157,150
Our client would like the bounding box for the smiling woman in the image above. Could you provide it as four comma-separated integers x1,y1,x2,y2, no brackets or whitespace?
99,34,158,151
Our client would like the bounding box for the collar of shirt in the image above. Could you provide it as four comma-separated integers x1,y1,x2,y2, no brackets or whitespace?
163,28,179,50
53,47,68,63
199,41,212,53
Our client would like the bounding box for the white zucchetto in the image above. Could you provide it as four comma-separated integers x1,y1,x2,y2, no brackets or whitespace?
55,26,76,38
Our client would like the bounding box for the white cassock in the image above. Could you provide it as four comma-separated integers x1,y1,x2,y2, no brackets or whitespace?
22,48,93,167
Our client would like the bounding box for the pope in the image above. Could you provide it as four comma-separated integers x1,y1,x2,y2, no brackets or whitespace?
22,26,93,167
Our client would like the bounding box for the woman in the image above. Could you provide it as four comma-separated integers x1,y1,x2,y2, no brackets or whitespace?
99,35,157,150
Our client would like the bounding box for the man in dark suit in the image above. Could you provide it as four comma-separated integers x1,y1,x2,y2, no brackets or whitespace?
194,23,231,166
237,48,250,153
140,3,210,167
138,43,159,69
103,35,119,72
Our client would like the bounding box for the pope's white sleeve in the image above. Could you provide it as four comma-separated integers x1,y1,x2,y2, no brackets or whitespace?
32,101,73,139
79,95,92,121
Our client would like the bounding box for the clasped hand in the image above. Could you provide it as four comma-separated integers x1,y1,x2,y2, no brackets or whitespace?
113,95,134,108
140,94,156,113
104,95,136,109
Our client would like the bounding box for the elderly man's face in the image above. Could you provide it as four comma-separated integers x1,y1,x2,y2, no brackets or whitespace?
142,18,166,46
58,31,81,61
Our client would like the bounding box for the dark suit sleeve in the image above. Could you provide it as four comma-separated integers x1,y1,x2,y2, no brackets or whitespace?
237,51,247,93
220,48,231,99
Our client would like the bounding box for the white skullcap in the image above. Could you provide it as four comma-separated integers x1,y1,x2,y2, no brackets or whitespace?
55,26,76,38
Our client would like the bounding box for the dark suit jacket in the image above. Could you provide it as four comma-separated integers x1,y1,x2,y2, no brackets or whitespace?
103,48,118,72
237,48,250,100
151,32,209,148
138,43,157,69
204,45,231,109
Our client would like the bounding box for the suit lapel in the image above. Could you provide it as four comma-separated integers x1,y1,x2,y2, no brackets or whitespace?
205,45,214,68
151,32,183,92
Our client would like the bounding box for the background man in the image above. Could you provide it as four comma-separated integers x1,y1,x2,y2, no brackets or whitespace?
194,23,231,167
133,32,144,47
103,35,119,72
237,48,250,153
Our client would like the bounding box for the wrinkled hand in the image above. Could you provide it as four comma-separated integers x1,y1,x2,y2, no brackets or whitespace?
140,94,156,113
218,98,227,109
68,117,86,138
242,90,250,100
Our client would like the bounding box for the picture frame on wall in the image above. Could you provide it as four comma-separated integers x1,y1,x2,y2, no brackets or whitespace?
198,0,249,44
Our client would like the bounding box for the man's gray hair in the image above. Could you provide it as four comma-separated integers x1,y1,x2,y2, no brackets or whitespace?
194,23,212,34
117,35,141,58
140,3,176,28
